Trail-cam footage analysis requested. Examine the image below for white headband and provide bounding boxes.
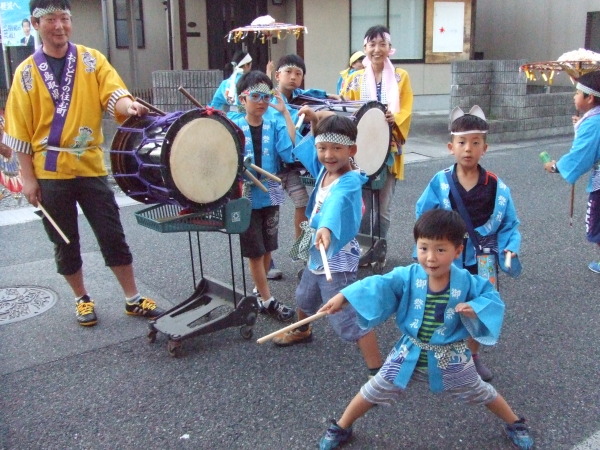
[277,64,304,74]
[450,105,489,135]
[363,32,396,56]
[233,53,252,68]
[576,82,600,97]
[32,7,71,18]
[314,133,355,146]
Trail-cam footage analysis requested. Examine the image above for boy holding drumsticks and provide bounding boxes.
[271,113,382,378]
[230,70,297,322]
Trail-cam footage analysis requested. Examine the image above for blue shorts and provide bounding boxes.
[586,190,600,244]
[295,269,368,342]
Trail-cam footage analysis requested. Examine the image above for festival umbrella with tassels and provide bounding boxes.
[226,15,307,61]
[520,48,600,226]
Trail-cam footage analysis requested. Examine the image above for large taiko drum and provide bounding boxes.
[110,108,244,212]
[291,98,391,177]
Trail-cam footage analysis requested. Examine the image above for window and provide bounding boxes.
[114,0,145,49]
[350,0,424,61]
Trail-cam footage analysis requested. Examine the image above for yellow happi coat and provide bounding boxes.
[342,67,413,180]
[3,44,131,179]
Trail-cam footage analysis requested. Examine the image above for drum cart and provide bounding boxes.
[356,170,388,274]
[134,198,258,357]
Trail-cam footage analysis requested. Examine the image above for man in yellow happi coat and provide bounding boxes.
[3,0,164,327]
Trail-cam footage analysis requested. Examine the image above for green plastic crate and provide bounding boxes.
[135,198,251,234]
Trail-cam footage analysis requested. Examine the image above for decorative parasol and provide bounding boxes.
[520,48,600,83]
[0,151,22,194]
[226,15,307,60]
[521,49,600,226]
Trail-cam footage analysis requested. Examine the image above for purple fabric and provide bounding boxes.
[33,43,78,172]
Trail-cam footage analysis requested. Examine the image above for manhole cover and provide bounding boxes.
[0,286,58,325]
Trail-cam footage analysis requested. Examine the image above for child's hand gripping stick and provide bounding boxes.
[256,311,328,344]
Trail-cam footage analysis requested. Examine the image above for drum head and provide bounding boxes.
[354,101,390,177]
[163,109,243,211]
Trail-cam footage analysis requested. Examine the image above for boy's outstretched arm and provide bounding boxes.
[318,293,348,315]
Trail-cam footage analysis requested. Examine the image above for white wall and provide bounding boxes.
[302,0,349,94]
[475,0,600,61]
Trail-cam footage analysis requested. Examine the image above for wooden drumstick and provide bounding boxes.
[250,164,282,183]
[295,113,305,129]
[37,203,70,244]
[256,311,327,344]
[178,85,204,109]
[319,242,332,281]
[504,251,512,270]
[242,169,268,192]
[242,157,281,183]
[134,97,166,116]
[569,185,575,227]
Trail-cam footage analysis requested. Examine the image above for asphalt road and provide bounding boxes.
[1,128,599,449]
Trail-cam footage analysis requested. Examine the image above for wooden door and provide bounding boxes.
[206,0,269,74]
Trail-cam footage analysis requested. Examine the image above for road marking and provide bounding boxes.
[573,431,600,449]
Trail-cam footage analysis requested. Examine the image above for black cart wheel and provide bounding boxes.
[147,330,157,344]
[240,325,253,340]
[167,340,183,357]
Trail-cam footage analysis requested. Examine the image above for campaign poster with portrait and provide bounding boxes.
[0,0,37,48]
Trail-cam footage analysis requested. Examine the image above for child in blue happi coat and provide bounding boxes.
[543,71,600,272]
[415,106,522,382]
[316,209,533,450]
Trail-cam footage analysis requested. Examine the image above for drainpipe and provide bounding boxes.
[101,0,111,61]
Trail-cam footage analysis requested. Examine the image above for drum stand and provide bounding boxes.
[356,170,388,274]
[135,199,258,357]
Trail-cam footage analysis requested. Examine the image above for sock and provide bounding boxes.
[262,297,274,307]
[126,293,141,304]
[75,294,90,302]
[270,259,276,269]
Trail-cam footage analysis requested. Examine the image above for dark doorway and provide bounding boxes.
[206,0,269,75]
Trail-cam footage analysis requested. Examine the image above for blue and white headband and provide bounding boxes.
[241,83,273,95]
[314,133,355,145]
[32,7,71,18]
[576,82,600,97]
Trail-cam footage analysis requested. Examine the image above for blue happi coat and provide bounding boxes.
[341,263,504,392]
[230,116,295,209]
[293,135,367,270]
[556,106,600,192]
[415,165,522,277]
[209,74,243,111]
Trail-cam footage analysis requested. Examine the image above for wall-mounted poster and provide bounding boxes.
[0,0,37,47]
[432,1,465,53]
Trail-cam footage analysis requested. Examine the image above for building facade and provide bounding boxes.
[7,0,600,111]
